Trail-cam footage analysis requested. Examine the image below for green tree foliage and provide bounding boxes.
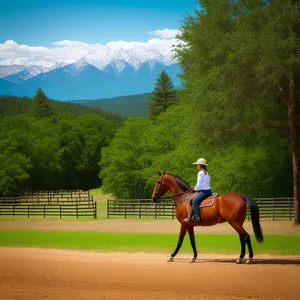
[28,88,54,119]
[148,70,178,120]
[174,0,299,222]
[0,94,124,122]
[0,112,118,196]
[0,96,31,117]
[100,117,153,199]
[0,153,31,196]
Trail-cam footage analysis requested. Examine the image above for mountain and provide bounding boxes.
[3,69,32,84]
[0,78,16,94]
[0,48,181,100]
[2,60,181,100]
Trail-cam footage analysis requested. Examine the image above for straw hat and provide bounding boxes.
[192,158,208,166]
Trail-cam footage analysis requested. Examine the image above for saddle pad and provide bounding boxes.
[200,193,218,208]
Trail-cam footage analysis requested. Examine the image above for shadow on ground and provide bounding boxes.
[170,257,300,265]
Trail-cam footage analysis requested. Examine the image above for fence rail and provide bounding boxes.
[0,190,96,219]
[0,196,93,205]
[0,200,97,219]
[107,197,294,220]
[107,199,175,219]
[22,190,90,198]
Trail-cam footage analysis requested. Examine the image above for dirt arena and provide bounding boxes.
[1,247,300,300]
[1,219,300,300]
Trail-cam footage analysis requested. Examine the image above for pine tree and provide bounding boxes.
[29,88,53,119]
[148,70,178,120]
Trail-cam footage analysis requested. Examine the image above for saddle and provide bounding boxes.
[184,192,218,224]
[187,192,218,207]
[200,192,218,208]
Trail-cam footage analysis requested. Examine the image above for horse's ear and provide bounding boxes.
[157,171,161,176]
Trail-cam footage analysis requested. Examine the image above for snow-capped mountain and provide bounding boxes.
[0,48,180,100]
[0,48,177,77]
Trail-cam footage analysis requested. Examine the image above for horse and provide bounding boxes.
[151,172,263,264]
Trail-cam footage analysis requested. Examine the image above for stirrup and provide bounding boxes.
[194,216,200,223]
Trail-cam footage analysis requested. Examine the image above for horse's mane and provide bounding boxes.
[168,174,191,192]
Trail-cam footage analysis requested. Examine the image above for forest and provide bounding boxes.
[0,91,123,195]
[1,1,299,222]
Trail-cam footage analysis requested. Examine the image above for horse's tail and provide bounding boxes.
[243,196,264,243]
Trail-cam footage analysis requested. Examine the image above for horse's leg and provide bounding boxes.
[228,221,253,264]
[187,226,197,263]
[238,236,246,261]
[167,223,187,262]
[243,233,253,264]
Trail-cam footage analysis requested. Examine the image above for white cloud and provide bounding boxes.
[0,40,51,59]
[149,29,181,39]
[0,29,184,62]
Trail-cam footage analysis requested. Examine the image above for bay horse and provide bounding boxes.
[151,172,263,264]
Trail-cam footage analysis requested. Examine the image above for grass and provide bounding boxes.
[0,229,300,255]
[89,188,104,196]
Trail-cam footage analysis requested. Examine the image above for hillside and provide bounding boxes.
[0,95,125,122]
[75,93,151,117]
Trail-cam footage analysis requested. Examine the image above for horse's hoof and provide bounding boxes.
[236,258,243,264]
[189,257,196,263]
[245,258,252,264]
[167,257,174,262]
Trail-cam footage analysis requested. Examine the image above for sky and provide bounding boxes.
[0,0,200,61]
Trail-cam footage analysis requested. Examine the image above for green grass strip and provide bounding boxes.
[0,229,300,255]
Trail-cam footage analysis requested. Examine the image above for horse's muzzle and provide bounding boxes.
[151,193,160,203]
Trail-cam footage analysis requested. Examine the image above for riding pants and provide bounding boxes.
[192,189,212,218]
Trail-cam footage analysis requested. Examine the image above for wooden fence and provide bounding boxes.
[107,199,175,219]
[0,190,97,219]
[107,197,294,220]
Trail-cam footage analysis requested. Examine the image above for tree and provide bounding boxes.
[175,0,300,223]
[100,117,153,198]
[148,70,178,120]
[0,152,32,196]
[28,88,54,119]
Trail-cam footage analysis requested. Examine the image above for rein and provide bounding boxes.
[159,192,194,206]
[153,173,195,206]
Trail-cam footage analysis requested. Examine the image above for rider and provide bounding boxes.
[185,158,212,223]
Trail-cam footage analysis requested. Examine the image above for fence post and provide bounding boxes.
[124,201,127,219]
[13,204,15,217]
[172,203,175,220]
[289,198,292,220]
[76,202,78,219]
[107,199,110,219]
[60,205,62,218]
[272,197,274,220]
[94,201,97,219]
[139,200,142,219]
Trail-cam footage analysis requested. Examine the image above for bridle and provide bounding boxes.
[152,173,165,200]
[152,173,189,203]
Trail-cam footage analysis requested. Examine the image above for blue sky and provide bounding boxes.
[0,0,199,47]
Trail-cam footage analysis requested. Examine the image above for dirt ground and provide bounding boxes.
[0,247,300,300]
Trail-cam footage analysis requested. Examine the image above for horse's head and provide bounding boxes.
[151,172,169,202]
